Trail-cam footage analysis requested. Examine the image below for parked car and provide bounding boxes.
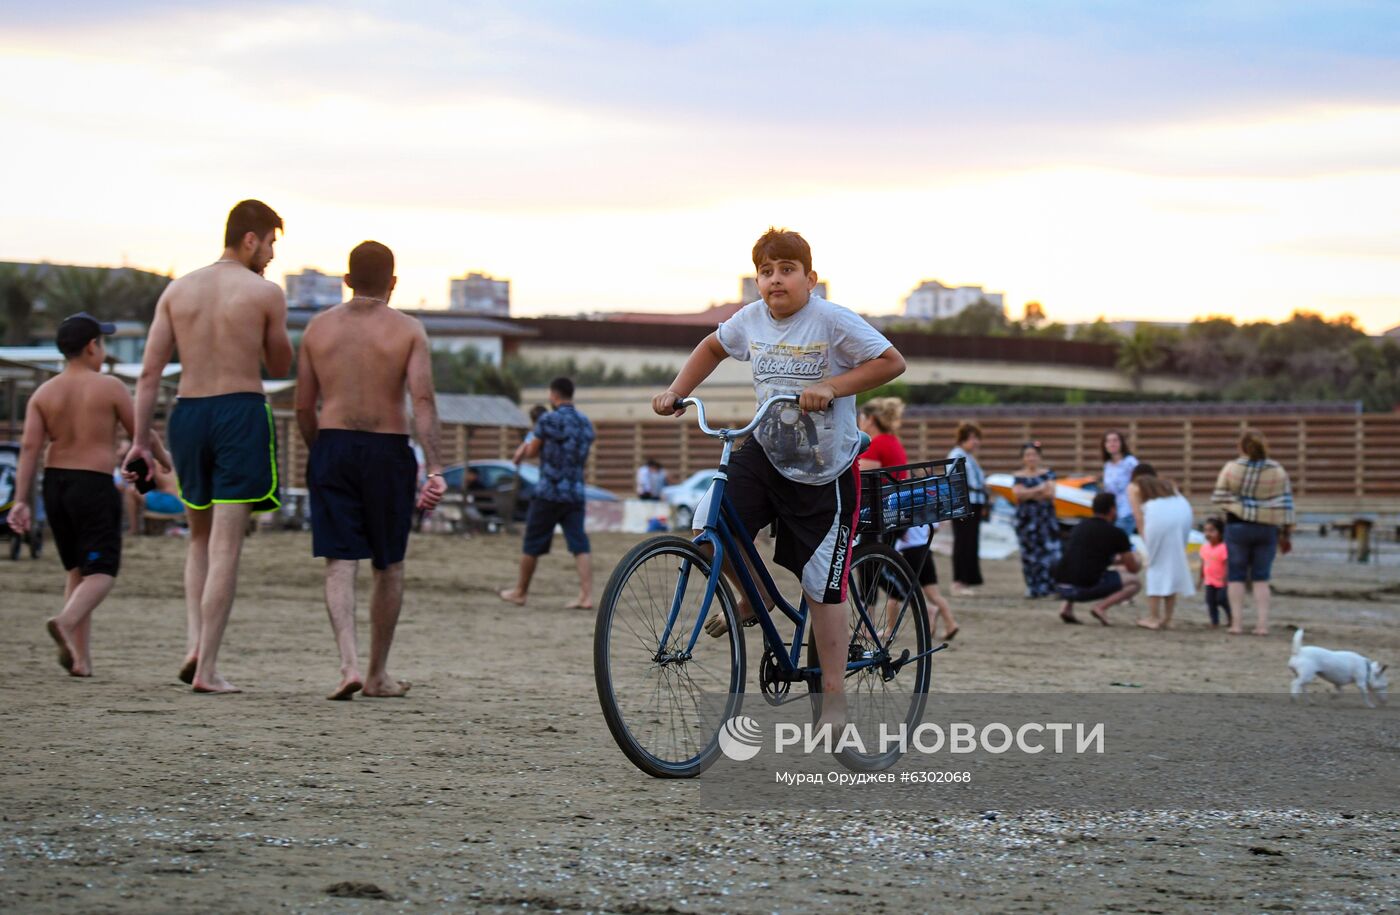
[441,460,618,523]
[662,469,718,530]
[0,443,43,560]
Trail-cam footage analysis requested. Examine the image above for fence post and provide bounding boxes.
[1073,418,1084,475]
[1355,415,1364,501]
[679,421,689,478]
[1182,419,1193,497]
[1295,418,1307,500]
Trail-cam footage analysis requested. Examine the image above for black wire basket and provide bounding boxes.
[857,456,970,534]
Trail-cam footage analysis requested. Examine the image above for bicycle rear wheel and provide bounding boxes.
[818,541,932,772]
[594,535,747,778]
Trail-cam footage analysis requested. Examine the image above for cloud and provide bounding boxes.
[3,1,1399,329]
[11,2,1400,128]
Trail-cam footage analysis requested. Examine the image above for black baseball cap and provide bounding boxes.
[55,312,117,357]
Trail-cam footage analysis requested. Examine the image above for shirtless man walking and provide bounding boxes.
[126,200,293,693]
[10,313,172,676]
[294,241,446,700]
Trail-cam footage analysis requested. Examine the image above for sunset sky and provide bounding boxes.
[3,1,1398,332]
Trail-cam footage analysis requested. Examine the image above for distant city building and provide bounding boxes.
[740,277,828,303]
[285,269,343,309]
[449,272,510,316]
[903,280,1004,321]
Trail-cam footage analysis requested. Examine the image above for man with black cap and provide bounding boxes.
[9,313,172,677]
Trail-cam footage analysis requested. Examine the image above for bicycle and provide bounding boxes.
[594,394,970,777]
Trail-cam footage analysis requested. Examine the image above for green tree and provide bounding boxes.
[928,299,1009,337]
[1072,318,1123,346]
[0,264,45,345]
[950,384,998,405]
[1116,326,1174,386]
[42,266,169,322]
[432,347,521,401]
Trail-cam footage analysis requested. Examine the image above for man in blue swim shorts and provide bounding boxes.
[295,241,446,701]
[127,200,294,693]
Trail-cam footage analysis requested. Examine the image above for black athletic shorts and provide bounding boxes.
[168,392,280,513]
[43,468,122,577]
[724,440,859,605]
[308,430,417,570]
[899,545,937,586]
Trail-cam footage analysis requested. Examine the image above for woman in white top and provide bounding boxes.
[1100,429,1139,536]
[1128,462,1195,630]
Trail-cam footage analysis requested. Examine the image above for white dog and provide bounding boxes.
[1289,628,1389,707]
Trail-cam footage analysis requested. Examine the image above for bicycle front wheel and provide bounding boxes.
[594,535,747,778]
[823,541,932,772]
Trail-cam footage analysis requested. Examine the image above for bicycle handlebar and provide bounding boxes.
[677,394,799,439]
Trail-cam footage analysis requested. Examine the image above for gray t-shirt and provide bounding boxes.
[716,295,892,485]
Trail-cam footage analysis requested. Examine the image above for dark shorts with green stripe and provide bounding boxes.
[168,392,280,513]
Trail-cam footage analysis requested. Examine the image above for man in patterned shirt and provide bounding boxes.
[499,377,597,609]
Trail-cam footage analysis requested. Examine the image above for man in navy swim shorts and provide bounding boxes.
[295,241,446,700]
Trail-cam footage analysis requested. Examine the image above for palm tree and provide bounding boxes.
[0,263,47,345]
[1116,327,1167,389]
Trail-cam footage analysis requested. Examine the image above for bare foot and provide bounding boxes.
[192,677,242,694]
[327,676,363,701]
[1253,626,1269,636]
[563,598,593,610]
[178,655,197,685]
[45,619,75,673]
[1135,619,1160,630]
[497,588,526,607]
[813,700,848,737]
[1228,627,1245,636]
[942,625,960,642]
[704,611,755,638]
[1091,607,1111,626]
[362,678,411,698]
[1059,610,1082,625]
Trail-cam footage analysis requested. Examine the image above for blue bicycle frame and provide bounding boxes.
[654,395,898,688]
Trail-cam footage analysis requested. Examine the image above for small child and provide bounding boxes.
[1198,517,1231,628]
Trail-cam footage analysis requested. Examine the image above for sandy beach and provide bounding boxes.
[1,528,1396,913]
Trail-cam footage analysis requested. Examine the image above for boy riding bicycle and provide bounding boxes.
[652,228,906,727]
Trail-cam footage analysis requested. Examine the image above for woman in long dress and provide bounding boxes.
[1012,441,1060,599]
[1128,463,1195,630]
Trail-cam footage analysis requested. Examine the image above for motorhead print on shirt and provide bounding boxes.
[717,296,892,486]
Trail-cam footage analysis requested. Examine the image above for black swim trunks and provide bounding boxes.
[168,392,280,513]
[308,430,416,570]
[722,439,860,605]
[43,468,122,577]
